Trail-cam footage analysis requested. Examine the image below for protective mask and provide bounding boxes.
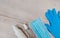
[30,18,51,38]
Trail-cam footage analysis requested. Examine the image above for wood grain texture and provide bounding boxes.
[0,0,60,38]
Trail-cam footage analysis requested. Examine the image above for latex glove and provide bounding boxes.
[45,8,60,38]
[30,18,51,38]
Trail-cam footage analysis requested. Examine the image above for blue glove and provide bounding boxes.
[45,8,60,38]
[30,18,51,38]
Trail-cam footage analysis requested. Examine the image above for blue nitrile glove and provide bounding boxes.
[45,8,60,38]
[30,18,51,38]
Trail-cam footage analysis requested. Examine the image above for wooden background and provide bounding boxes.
[0,0,60,38]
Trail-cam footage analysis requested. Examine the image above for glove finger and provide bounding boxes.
[45,9,54,25]
[58,11,60,18]
[50,8,57,23]
[45,24,53,35]
[52,8,59,21]
[45,24,51,31]
[52,8,56,16]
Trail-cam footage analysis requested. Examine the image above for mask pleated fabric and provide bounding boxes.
[30,18,51,38]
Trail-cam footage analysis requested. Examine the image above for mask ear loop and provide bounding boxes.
[0,14,36,38]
